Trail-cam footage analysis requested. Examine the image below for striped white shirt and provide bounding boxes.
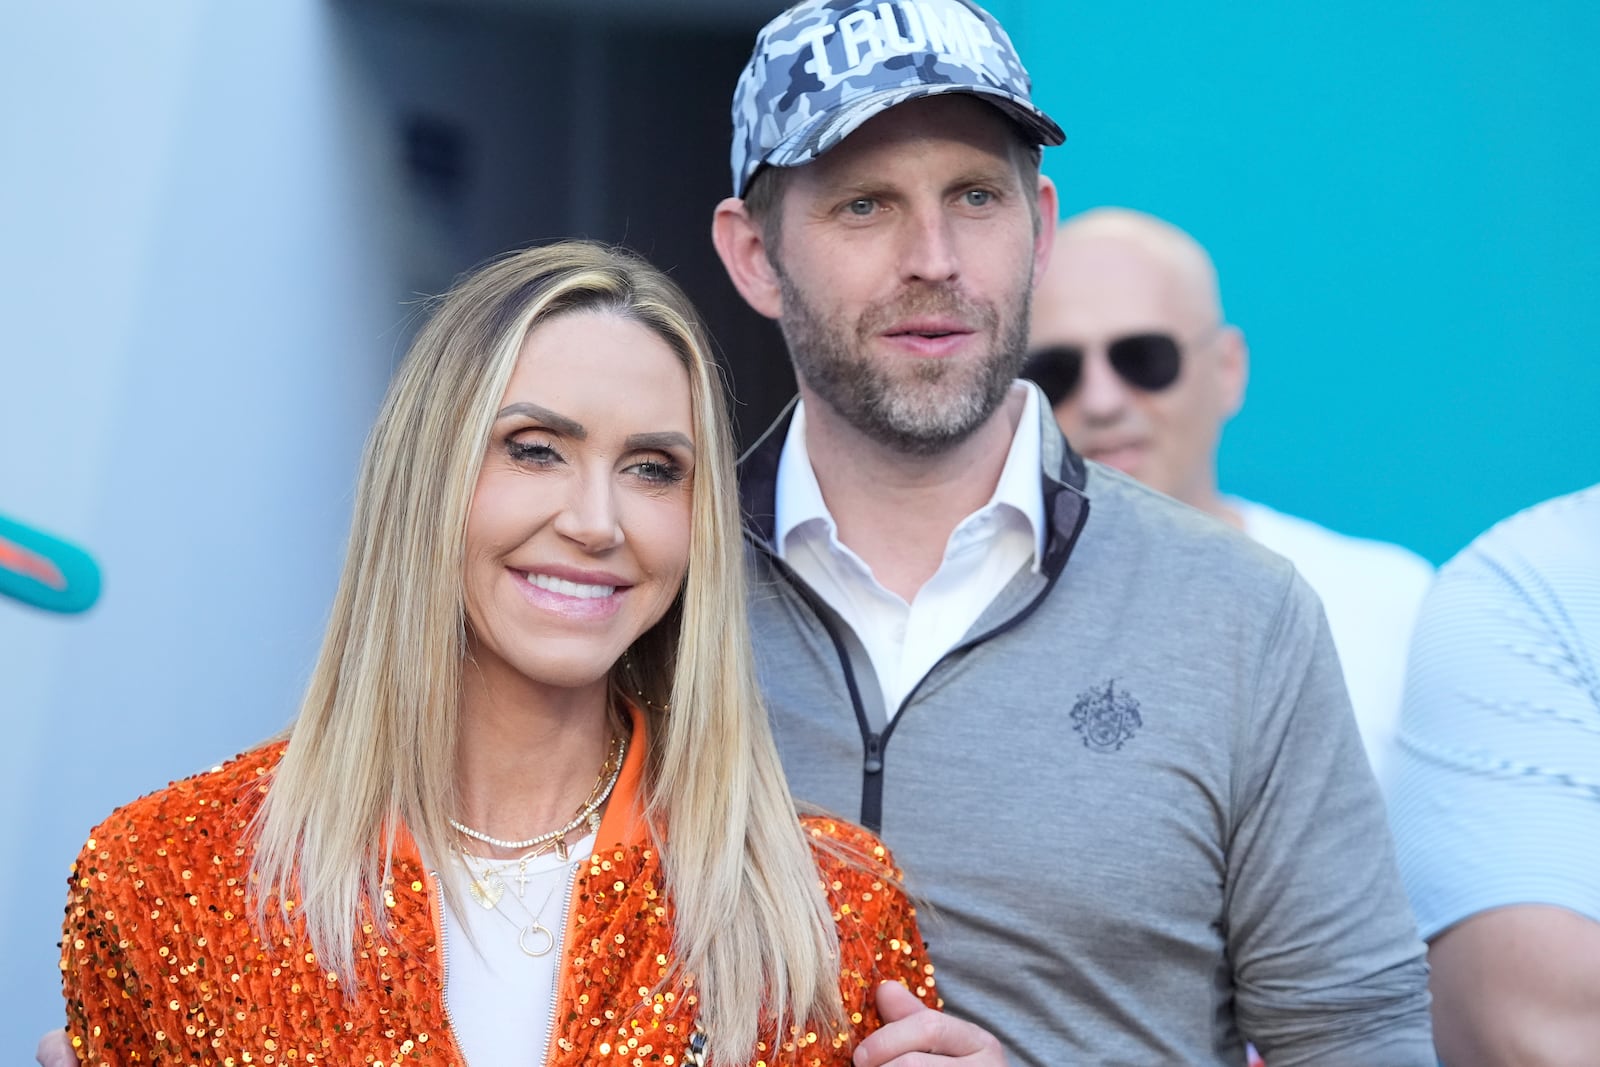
[1389,483,1600,938]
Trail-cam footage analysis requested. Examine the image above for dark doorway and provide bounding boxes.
[336,0,796,445]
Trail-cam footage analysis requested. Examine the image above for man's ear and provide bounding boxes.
[1030,174,1060,287]
[711,198,784,320]
[1218,325,1250,420]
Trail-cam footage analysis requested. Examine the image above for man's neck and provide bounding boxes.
[802,388,1026,602]
[1184,481,1243,531]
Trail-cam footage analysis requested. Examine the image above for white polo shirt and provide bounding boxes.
[774,383,1047,718]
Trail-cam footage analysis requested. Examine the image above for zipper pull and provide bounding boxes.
[864,731,884,775]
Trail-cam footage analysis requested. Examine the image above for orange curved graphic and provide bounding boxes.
[0,533,67,590]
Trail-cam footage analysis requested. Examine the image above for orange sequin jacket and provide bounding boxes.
[60,714,937,1067]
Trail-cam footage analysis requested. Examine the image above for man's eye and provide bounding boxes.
[963,189,994,207]
[844,198,877,217]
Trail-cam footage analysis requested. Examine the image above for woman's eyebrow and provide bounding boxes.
[625,431,694,454]
[494,401,585,439]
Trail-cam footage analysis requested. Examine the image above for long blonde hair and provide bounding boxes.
[252,242,841,1057]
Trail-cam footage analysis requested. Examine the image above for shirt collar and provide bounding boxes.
[992,382,1048,566]
[774,382,1048,567]
[774,399,835,554]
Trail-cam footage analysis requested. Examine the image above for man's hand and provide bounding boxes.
[37,1029,75,1067]
[851,981,1010,1066]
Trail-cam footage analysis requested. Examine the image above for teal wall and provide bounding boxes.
[1011,3,1599,563]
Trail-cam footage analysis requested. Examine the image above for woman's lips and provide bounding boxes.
[510,568,628,620]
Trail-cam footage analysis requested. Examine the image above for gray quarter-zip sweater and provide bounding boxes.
[738,393,1433,1066]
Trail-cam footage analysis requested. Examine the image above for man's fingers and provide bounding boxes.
[852,982,1005,1066]
[874,979,932,1023]
[36,1029,76,1067]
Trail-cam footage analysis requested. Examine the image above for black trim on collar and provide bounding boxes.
[737,396,797,547]
[739,391,1090,561]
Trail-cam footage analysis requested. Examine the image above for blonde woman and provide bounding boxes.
[57,242,935,1066]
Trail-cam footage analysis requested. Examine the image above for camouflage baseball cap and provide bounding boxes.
[730,0,1063,197]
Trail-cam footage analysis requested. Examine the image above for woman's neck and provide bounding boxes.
[453,669,616,854]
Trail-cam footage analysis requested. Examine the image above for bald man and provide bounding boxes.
[1026,206,1432,789]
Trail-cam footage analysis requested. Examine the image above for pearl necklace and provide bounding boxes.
[450,733,626,855]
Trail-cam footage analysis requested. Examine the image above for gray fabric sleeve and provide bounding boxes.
[1227,572,1435,1066]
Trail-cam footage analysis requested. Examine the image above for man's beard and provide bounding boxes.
[775,271,1031,457]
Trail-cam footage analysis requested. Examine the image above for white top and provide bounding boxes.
[775,384,1047,718]
[1388,483,1600,938]
[439,829,596,1067]
[1233,498,1434,790]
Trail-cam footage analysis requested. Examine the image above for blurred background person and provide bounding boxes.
[1389,483,1600,1066]
[1024,207,1433,787]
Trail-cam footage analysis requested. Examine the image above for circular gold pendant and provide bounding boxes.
[518,922,555,957]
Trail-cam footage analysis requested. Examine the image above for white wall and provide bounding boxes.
[0,0,744,1050]
[0,1,403,1048]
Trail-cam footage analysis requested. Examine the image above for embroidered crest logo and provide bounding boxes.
[1070,679,1143,752]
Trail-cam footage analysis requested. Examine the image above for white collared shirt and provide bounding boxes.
[775,382,1047,718]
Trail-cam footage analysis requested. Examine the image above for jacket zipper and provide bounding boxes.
[861,730,886,833]
[429,873,470,1067]
[541,861,582,1065]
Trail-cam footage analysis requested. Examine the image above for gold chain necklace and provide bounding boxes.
[462,822,597,901]
[450,732,626,858]
[457,848,580,957]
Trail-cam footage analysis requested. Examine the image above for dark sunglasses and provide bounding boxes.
[1021,333,1184,406]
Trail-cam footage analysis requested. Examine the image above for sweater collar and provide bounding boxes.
[738,381,1089,572]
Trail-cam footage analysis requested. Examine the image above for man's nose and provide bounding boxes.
[1075,349,1133,422]
[899,204,960,284]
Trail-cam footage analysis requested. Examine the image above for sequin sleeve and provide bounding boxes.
[60,825,160,1064]
[54,748,287,1066]
[802,816,941,1041]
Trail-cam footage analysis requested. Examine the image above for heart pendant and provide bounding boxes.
[467,875,504,909]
